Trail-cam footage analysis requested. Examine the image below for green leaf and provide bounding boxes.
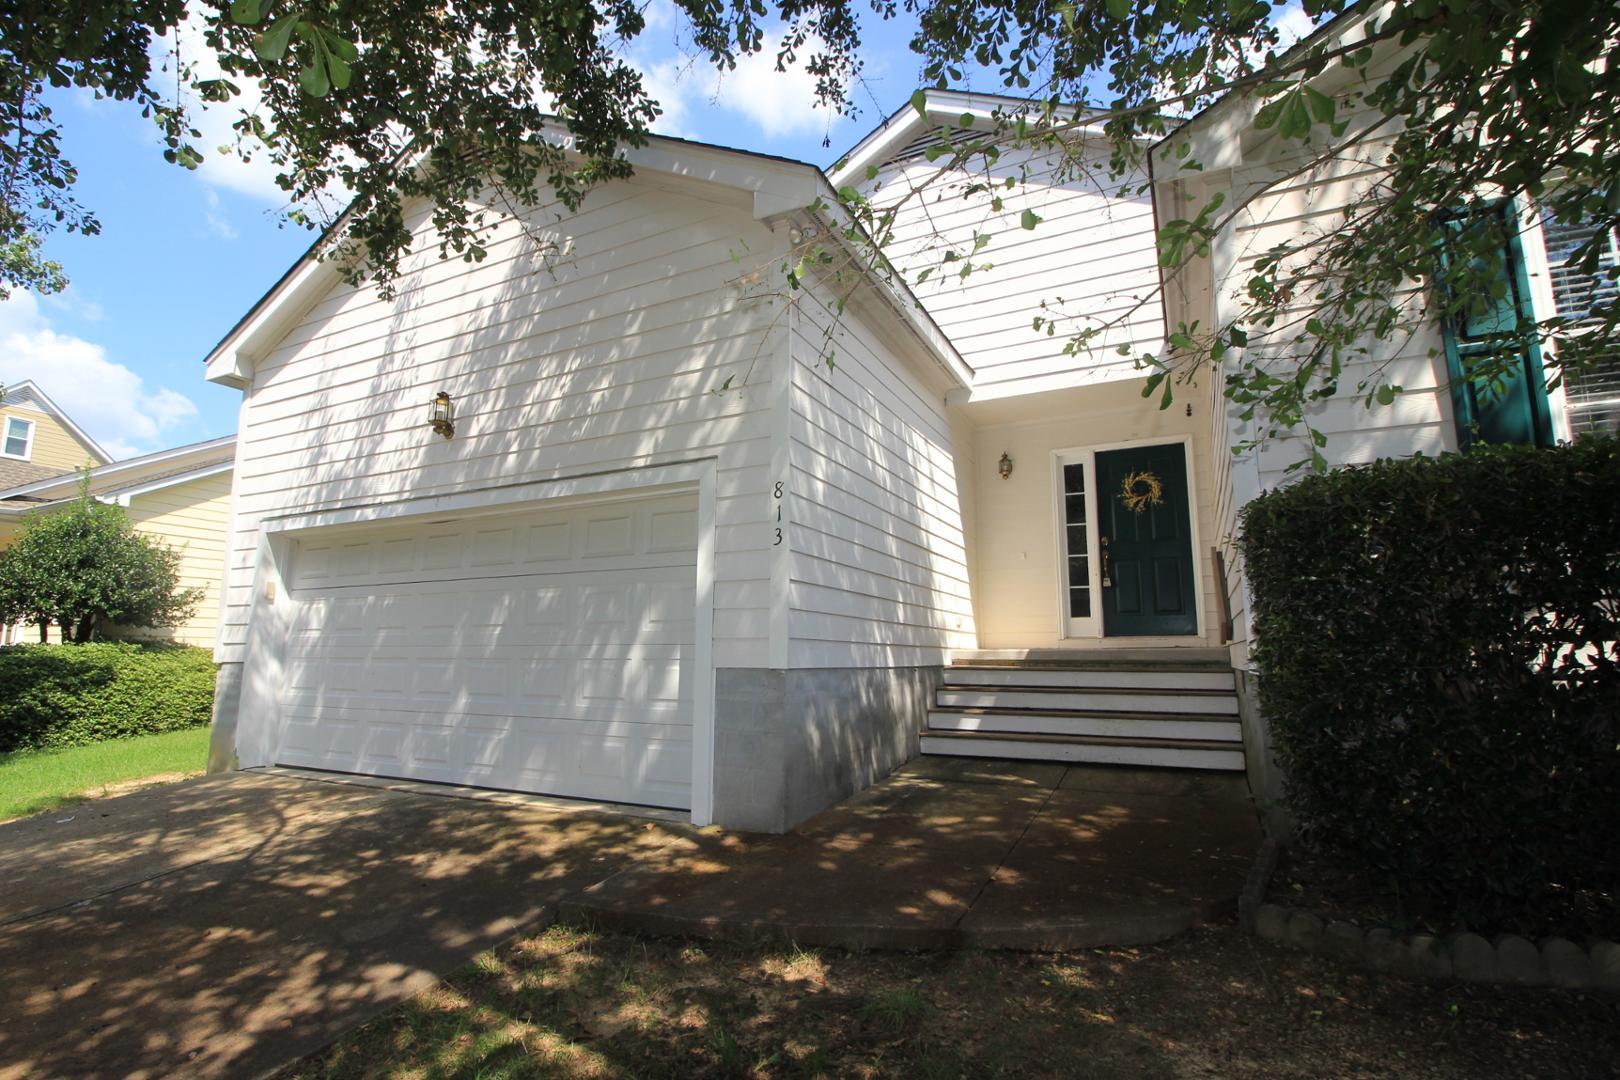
[320,29,359,63]
[1304,86,1336,124]
[1020,209,1042,230]
[1106,0,1132,20]
[299,62,331,97]
[910,89,928,116]
[230,0,263,25]
[255,15,298,61]
[327,55,352,91]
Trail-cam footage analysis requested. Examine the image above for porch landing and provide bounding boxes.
[562,757,1260,951]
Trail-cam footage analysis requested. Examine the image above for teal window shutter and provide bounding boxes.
[1437,201,1556,449]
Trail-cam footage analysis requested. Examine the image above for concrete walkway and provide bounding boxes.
[567,757,1261,950]
[0,760,1259,1079]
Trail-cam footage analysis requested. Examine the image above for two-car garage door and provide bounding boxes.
[273,493,699,810]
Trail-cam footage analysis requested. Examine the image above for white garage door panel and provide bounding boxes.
[274,493,699,809]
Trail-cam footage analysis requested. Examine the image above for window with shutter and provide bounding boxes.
[1437,201,1556,449]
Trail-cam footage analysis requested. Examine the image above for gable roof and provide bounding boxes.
[203,130,972,393]
[828,89,1143,191]
[0,380,113,464]
[0,434,235,514]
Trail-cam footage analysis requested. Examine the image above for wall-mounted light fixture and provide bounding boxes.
[998,451,1013,480]
[428,390,456,440]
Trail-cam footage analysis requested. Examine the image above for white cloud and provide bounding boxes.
[0,292,201,459]
[629,30,841,143]
[39,287,103,324]
[713,36,839,139]
[159,14,288,205]
[640,0,679,34]
[202,189,239,240]
[634,57,703,138]
[1274,3,1317,48]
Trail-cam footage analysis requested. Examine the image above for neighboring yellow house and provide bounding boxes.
[0,379,111,486]
[0,381,235,647]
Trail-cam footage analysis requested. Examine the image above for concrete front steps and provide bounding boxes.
[921,649,1246,771]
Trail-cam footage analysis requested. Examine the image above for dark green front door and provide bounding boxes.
[1096,443,1198,637]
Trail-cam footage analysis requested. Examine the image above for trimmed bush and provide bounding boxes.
[1241,436,1620,933]
[0,643,217,753]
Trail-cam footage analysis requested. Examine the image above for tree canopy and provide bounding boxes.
[3,0,1615,451]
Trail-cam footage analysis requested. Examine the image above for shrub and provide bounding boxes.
[1241,436,1620,933]
[0,643,217,753]
[0,478,202,643]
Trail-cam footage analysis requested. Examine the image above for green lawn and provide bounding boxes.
[0,726,211,822]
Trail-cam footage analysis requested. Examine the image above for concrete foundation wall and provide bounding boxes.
[207,661,244,774]
[1234,668,1293,838]
[713,666,942,833]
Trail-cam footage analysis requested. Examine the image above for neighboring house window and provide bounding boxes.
[1539,211,1620,435]
[1437,202,1557,450]
[2,416,34,460]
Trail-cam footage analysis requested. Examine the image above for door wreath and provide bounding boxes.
[1120,470,1164,513]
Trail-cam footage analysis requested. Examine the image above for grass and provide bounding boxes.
[279,922,1620,1080]
[0,725,210,822]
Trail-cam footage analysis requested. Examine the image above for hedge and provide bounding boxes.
[0,643,217,754]
[1241,436,1620,934]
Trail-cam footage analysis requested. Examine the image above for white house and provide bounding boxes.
[202,6,1615,831]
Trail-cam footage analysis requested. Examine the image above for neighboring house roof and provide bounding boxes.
[0,434,236,517]
[0,458,69,490]
[201,129,974,393]
[0,379,114,465]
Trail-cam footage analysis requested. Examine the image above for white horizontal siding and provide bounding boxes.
[862,140,1165,393]
[219,176,786,669]
[785,280,976,669]
[1204,109,1459,492]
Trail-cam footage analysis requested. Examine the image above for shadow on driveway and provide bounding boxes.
[0,771,693,1080]
[0,760,1261,1079]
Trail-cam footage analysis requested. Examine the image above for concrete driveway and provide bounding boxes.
[0,771,693,1080]
[0,761,1260,1080]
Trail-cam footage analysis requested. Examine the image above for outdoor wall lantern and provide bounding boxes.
[998,451,1014,480]
[428,390,456,440]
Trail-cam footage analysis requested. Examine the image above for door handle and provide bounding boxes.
[1100,535,1112,588]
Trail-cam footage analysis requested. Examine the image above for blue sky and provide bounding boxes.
[0,5,947,459]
